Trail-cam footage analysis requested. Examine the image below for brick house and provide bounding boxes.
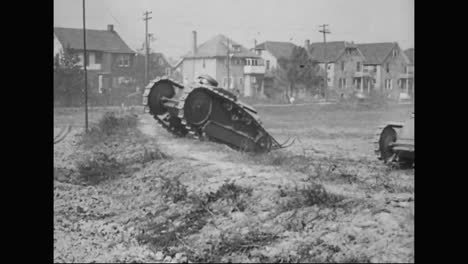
[306,41,367,97]
[357,42,413,98]
[178,31,265,97]
[54,24,136,105]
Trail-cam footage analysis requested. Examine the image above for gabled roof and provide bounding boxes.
[255,41,296,59]
[307,41,347,63]
[183,34,259,59]
[405,48,414,64]
[54,27,134,54]
[357,42,396,65]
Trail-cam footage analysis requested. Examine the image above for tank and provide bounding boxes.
[374,112,414,167]
[142,75,290,152]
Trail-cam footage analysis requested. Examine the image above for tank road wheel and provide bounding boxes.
[148,81,175,115]
[184,89,213,126]
[379,126,397,163]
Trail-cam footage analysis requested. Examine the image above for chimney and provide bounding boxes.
[305,39,310,49]
[192,30,197,55]
[107,24,114,32]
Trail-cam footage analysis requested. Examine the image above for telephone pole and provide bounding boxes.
[226,37,230,89]
[143,11,152,85]
[319,24,330,99]
[82,0,88,132]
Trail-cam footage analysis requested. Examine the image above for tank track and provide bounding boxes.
[143,76,282,152]
[373,122,403,161]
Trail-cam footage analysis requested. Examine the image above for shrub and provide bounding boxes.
[159,175,189,203]
[76,151,125,185]
[79,112,138,147]
[205,181,253,212]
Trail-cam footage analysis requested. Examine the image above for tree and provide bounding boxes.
[54,46,85,106]
[276,46,321,97]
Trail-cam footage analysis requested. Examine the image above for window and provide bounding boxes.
[95,52,102,64]
[266,60,270,70]
[117,55,130,67]
[341,61,345,71]
[112,77,119,87]
[165,67,171,76]
[357,62,361,72]
[386,63,390,73]
[327,64,331,70]
[339,78,347,89]
[385,79,392,90]
[252,76,257,84]
[392,49,397,57]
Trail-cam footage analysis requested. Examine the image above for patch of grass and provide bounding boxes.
[76,151,125,185]
[79,112,138,147]
[205,180,253,212]
[278,181,345,212]
[186,229,279,263]
[159,174,189,203]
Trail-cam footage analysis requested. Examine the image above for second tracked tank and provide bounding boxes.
[142,75,289,152]
[374,112,414,167]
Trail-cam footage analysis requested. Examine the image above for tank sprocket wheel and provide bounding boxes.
[184,89,213,126]
[379,126,397,163]
[147,81,175,115]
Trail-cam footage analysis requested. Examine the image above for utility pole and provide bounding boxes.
[226,37,230,89]
[143,11,152,86]
[82,0,88,132]
[319,24,330,100]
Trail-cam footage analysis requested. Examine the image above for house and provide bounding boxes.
[133,52,173,84]
[253,41,296,72]
[306,40,366,96]
[252,41,296,97]
[357,42,413,97]
[178,31,265,97]
[54,24,136,103]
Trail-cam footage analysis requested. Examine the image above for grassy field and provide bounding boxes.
[54,102,414,263]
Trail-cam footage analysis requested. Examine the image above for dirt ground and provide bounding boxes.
[54,103,414,263]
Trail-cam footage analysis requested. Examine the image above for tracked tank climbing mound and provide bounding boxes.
[142,75,290,152]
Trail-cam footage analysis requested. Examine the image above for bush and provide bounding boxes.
[278,181,344,211]
[98,112,138,135]
[79,112,138,147]
[76,151,125,185]
[159,175,189,203]
[205,181,253,212]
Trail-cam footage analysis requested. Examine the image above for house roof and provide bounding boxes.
[255,41,296,59]
[357,42,396,65]
[404,48,414,64]
[307,41,348,63]
[54,27,134,54]
[183,34,259,59]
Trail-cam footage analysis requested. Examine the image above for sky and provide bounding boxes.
[54,0,414,60]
